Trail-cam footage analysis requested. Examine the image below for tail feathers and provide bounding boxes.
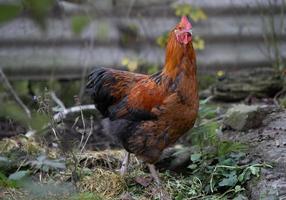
[86,67,115,116]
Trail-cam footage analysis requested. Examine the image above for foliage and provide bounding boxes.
[71,15,91,36]
[198,75,216,90]
[0,101,49,131]
[121,57,139,72]
[96,21,109,41]
[192,36,205,50]
[118,23,139,45]
[0,0,55,29]
[186,152,271,199]
[173,3,207,22]
[156,32,169,48]
[29,155,66,172]
[156,3,207,51]
[188,100,247,155]
[0,171,19,188]
[0,4,22,24]
[168,100,270,199]
[22,0,55,29]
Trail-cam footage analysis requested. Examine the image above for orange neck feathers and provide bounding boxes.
[163,32,196,79]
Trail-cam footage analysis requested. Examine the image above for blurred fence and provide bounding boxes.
[0,0,285,80]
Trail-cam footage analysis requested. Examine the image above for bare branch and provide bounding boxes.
[53,104,95,122]
[50,91,67,110]
[80,115,94,153]
[0,68,32,118]
[25,104,96,137]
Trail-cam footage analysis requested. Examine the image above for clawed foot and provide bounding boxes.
[120,152,130,176]
[147,164,161,185]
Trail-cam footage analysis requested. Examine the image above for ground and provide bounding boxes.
[222,109,286,199]
[0,103,286,200]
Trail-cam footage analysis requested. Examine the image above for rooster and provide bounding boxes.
[86,16,199,184]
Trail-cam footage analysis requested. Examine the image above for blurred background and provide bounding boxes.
[0,1,286,199]
[0,0,285,79]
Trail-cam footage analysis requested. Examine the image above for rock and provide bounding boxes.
[223,104,271,131]
[212,68,283,101]
[222,110,286,200]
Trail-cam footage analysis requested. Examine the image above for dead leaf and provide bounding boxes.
[119,192,134,200]
[134,175,153,187]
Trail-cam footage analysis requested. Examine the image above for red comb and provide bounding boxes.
[180,16,192,30]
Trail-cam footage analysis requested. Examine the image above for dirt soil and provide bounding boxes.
[222,109,286,200]
[1,106,286,200]
[0,118,26,138]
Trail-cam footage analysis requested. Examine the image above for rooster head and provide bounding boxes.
[174,16,193,45]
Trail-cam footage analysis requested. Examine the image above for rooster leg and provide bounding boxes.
[147,164,161,185]
[120,152,130,175]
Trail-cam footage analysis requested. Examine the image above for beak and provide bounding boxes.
[188,29,193,35]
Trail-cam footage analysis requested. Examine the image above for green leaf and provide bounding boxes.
[234,185,245,193]
[191,153,202,162]
[30,155,66,171]
[249,166,260,176]
[0,102,27,125]
[8,170,29,180]
[217,141,247,157]
[71,15,90,36]
[188,164,198,170]
[238,169,251,183]
[29,112,49,131]
[218,171,238,187]
[43,159,66,170]
[0,4,22,24]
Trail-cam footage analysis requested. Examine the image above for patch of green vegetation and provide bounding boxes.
[57,80,82,106]
[0,101,50,131]
[0,171,19,188]
[71,15,91,36]
[119,23,139,46]
[156,31,169,48]
[173,3,207,22]
[22,0,56,29]
[0,4,22,24]
[198,75,216,90]
[71,192,103,200]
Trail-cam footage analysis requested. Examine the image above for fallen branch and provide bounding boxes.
[25,104,96,137]
[53,104,96,122]
[50,91,66,110]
